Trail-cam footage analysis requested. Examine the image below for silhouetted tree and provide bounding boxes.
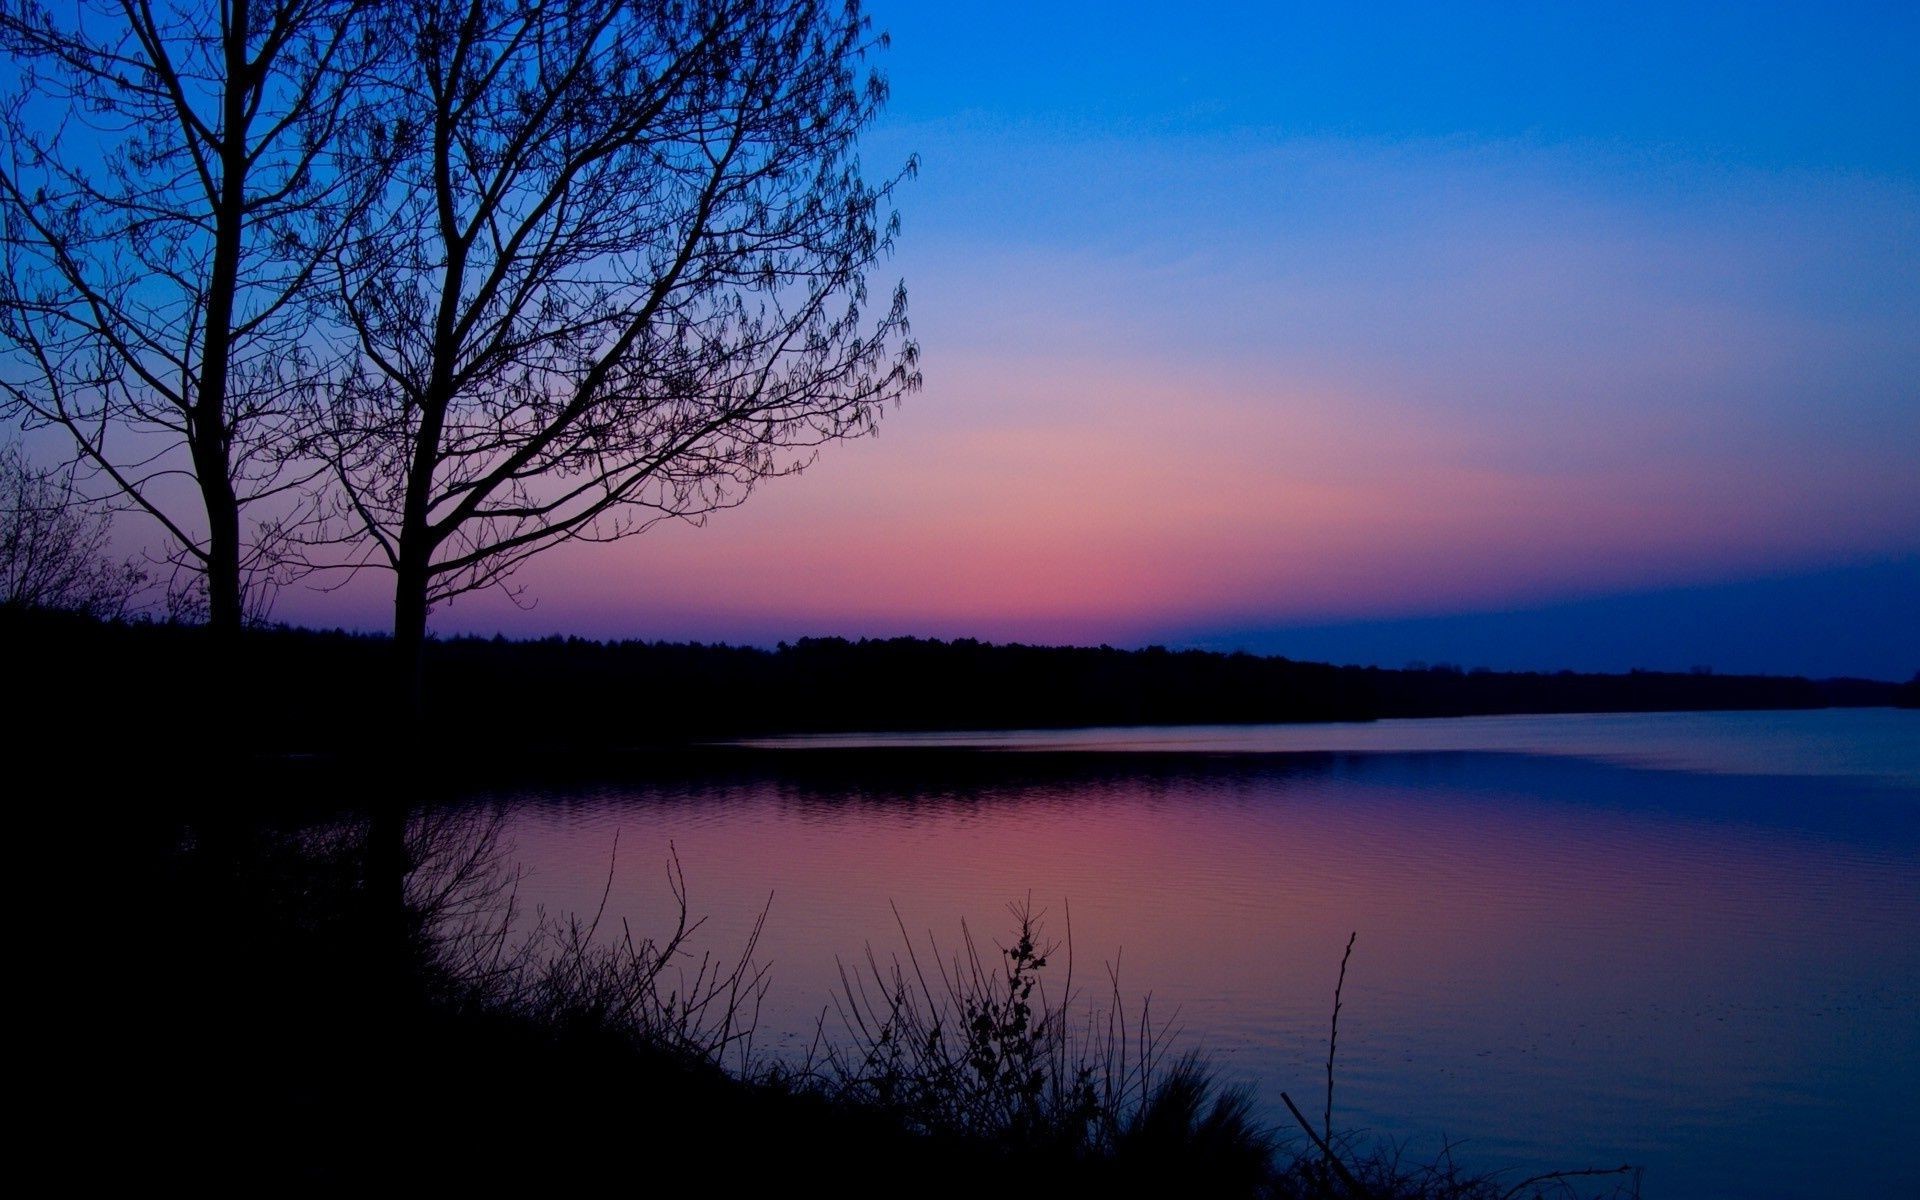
[0,0,391,634]
[312,0,918,714]
[0,441,146,617]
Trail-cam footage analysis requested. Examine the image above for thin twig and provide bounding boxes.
[1326,930,1357,1152]
[1499,1164,1639,1200]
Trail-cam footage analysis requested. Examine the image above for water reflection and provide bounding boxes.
[461,714,1919,1198]
[742,708,1920,787]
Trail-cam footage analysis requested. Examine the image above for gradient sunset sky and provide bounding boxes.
[280,1,1919,679]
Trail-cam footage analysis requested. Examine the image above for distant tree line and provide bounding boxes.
[9,608,1905,758]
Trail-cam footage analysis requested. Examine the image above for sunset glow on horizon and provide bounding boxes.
[271,2,1919,678]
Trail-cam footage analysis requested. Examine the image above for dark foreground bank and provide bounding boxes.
[84,767,1640,1199]
[9,607,1910,755]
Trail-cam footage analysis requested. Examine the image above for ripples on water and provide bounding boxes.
[458,710,1919,1198]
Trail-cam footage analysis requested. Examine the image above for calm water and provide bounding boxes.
[468,709,1919,1197]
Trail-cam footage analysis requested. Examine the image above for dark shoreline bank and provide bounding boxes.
[78,754,1649,1199]
[11,607,1910,760]
[36,610,1895,1195]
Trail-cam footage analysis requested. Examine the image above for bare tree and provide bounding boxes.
[314,0,919,711]
[0,0,390,635]
[0,440,146,617]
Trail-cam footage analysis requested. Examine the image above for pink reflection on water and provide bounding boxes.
[479,731,1918,1198]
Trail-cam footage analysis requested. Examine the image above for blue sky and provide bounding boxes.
[873,2,1917,173]
[265,2,1920,677]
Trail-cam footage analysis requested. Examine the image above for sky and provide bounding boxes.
[269,1,1918,679]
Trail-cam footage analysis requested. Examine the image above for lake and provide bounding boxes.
[460,709,1918,1197]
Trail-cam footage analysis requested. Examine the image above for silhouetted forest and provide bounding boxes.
[9,607,1906,757]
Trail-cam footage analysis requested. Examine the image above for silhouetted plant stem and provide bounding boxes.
[1327,930,1357,1151]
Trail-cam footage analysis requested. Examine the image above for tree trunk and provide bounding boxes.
[392,553,431,728]
[195,451,244,636]
[366,546,433,998]
[192,0,252,638]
